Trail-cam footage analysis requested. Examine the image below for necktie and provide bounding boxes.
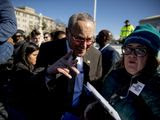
[72,57,84,107]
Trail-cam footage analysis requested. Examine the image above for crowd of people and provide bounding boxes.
[0,0,160,120]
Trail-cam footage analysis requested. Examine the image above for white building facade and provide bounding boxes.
[139,15,160,31]
[15,6,57,35]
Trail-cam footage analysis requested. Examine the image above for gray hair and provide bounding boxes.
[68,12,95,31]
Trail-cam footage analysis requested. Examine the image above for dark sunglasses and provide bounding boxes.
[122,46,148,57]
[44,36,48,39]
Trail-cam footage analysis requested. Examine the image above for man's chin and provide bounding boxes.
[76,51,86,57]
[73,49,87,57]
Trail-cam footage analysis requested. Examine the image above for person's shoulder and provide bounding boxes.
[14,62,28,71]
[129,24,135,28]
[103,68,125,85]
[144,71,160,89]
[102,45,120,55]
[84,46,102,64]
[109,68,128,78]
[104,45,116,51]
[152,71,160,83]
[40,39,66,50]
[40,40,54,47]
[12,62,31,76]
[110,68,124,76]
[88,46,101,55]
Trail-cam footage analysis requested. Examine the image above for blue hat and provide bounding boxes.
[123,24,160,56]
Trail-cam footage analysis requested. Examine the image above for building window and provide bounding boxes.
[30,16,33,19]
[23,13,26,17]
[29,21,33,24]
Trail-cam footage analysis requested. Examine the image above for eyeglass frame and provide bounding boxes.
[122,46,148,57]
[69,31,95,45]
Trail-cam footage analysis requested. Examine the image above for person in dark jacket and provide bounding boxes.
[85,24,160,120]
[7,42,47,120]
[96,29,120,77]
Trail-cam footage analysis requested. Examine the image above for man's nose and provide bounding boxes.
[80,40,87,47]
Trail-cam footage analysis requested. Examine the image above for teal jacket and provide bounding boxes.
[102,68,160,120]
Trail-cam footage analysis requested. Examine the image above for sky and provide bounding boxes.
[11,0,160,39]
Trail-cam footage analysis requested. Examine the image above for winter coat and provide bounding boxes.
[6,62,48,120]
[102,68,160,120]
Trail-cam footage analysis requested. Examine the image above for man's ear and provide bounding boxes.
[103,36,107,41]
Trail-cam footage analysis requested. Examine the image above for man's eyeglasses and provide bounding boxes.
[122,46,148,57]
[70,33,94,45]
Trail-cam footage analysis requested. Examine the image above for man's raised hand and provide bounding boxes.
[47,50,79,79]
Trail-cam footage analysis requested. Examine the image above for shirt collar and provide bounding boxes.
[100,43,110,51]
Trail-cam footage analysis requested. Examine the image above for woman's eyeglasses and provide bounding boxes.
[122,46,148,57]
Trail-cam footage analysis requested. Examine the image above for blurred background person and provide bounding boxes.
[51,30,66,41]
[119,19,134,44]
[29,29,43,46]
[12,29,26,52]
[43,32,52,42]
[13,42,40,70]
[96,29,120,77]
[12,29,25,44]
